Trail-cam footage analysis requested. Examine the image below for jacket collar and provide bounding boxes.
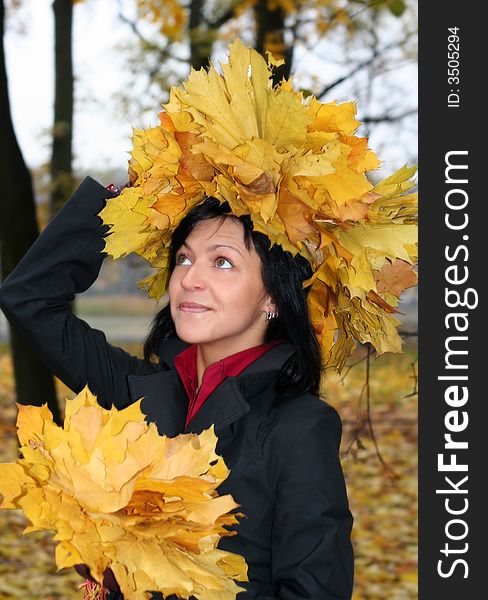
[127,335,295,437]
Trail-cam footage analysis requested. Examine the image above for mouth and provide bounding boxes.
[178,302,212,313]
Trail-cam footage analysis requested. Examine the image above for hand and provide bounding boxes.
[105,181,132,196]
[74,564,121,593]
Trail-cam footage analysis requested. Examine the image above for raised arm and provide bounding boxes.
[0,176,157,408]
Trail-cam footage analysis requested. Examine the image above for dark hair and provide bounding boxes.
[143,198,323,395]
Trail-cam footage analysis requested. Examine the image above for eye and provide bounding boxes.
[175,253,191,266]
[215,256,233,269]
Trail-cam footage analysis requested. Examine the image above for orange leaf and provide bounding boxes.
[374,259,418,298]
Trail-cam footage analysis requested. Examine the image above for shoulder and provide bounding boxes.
[274,391,342,443]
[258,392,346,498]
[261,391,343,472]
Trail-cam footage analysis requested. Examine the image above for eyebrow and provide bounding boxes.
[182,241,243,256]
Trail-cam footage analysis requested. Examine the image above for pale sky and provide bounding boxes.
[6,0,134,173]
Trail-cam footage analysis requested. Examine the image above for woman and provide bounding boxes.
[0,176,354,599]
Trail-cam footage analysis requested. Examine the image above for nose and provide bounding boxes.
[179,260,207,291]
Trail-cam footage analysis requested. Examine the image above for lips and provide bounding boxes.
[178,302,211,313]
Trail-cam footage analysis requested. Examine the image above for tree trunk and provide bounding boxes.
[50,0,74,218]
[254,0,293,84]
[0,0,61,423]
[189,0,211,70]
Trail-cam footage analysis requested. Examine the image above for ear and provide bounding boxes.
[263,293,277,313]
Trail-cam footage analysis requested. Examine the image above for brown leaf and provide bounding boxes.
[374,259,418,298]
[276,189,316,246]
[366,290,403,314]
[245,171,275,194]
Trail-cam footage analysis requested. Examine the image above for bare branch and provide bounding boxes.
[404,358,418,399]
[341,329,417,478]
[398,329,418,338]
[316,37,412,99]
[116,1,186,66]
[207,0,242,30]
[360,107,417,123]
[117,0,148,44]
[208,7,235,30]
[364,345,399,480]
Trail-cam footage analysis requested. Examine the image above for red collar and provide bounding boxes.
[174,339,283,428]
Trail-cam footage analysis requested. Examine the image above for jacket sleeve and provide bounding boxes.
[0,176,157,408]
[264,407,355,600]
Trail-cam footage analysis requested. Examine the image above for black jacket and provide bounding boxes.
[0,177,354,599]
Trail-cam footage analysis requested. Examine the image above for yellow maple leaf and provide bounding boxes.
[0,386,248,600]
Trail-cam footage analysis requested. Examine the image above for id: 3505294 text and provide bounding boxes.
[447,27,461,108]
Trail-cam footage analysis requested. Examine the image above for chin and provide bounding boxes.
[174,324,209,345]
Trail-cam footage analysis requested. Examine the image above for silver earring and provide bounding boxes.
[265,310,278,322]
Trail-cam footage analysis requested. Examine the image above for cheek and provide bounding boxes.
[222,276,264,313]
[168,274,179,309]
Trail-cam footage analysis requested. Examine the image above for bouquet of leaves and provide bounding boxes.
[0,386,248,600]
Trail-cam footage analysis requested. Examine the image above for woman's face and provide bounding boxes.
[168,217,273,355]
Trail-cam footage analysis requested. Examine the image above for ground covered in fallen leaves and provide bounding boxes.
[0,340,418,599]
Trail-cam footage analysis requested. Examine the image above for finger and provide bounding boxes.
[102,568,121,593]
[74,563,93,580]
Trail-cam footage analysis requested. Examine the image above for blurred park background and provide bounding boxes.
[0,0,418,598]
